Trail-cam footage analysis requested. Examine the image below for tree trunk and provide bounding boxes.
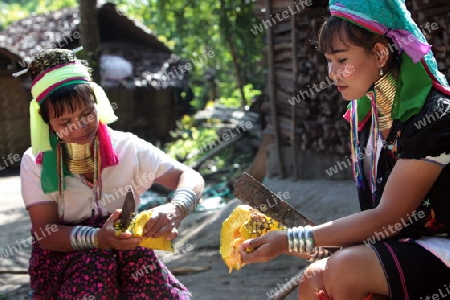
[226,34,247,109]
[219,0,247,109]
[79,0,101,83]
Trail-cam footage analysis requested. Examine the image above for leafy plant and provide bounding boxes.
[0,0,78,30]
[108,0,264,100]
[218,83,261,108]
[165,115,219,164]
[164,113,254,178]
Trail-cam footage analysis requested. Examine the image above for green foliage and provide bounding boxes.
[218,84,262,107]
[108,0,264,99]
[0,0,77,30]
[164,114,253,177]
[0,4,26,30]
[165,115,219,164]
[190,85,206,110]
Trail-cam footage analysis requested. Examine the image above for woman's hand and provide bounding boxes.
[142,203,183,240]
[98,210,143,250]
[240,230,288,264]
[240,230,312,264]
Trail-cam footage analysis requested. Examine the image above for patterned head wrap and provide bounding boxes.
[29,49,118,153]
[25,49,119,193]
[329,0,450,124]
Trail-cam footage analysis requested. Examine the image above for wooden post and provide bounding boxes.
[79,0,101,83]
[291,0,299,180]
[265,0,285,178]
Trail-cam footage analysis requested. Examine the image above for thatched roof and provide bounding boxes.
[0,3,188,88]
[0,7,82,63]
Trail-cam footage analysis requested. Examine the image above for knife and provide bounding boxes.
[121,188,136,229]
[232,172,340,263]
[232,172,315,227]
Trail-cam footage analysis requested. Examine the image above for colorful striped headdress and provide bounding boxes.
[330,0,450,124]
[25,48,119,193]
[30,61,118,153]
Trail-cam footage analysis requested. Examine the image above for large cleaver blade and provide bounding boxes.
[232,172,315,227]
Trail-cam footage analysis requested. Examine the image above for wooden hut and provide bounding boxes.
[0,3,188,168]
[0,49,30,168]
[254,0,450,180]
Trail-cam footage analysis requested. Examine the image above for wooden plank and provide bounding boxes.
[275,60,296,71]
[266,0,285,178]
[275,88,294,104]
[291,0,299,180]
[275,69,296,83]
[273,22,293,34]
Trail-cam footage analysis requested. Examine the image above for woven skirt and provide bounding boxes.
[29,217,191,300]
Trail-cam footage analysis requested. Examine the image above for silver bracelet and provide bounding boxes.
[287,225,318,258]
[69,226,81,250]
[79,226,90,249]
[171,188,199,217]
[80,226,91,249]
[288,226,300,253]
[304,225,315,255]
[172,201,188,217]
[293,227,300,253]
[286,224,333,262]
[87,228,95,248]
[74,226,85,250]
[298,227,306,254]
[70,226,100,251]
[92,228,100,248]
[287,228,294,252]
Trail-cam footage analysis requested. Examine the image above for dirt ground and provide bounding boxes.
[0,174,359,300]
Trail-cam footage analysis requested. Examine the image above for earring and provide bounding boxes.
[380,68,384,77]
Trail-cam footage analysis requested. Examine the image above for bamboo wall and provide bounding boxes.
[0,74,31,167]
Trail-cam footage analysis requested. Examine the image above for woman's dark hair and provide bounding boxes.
[39,84,96,123]
[317,16,399,70]
[28,49,96,124]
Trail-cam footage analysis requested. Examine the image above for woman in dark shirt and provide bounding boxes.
[239,0,450,299]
